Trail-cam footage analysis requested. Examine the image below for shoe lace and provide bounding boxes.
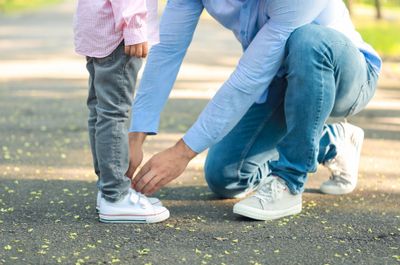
[254,177,286,203]
[325,158,341,180]
[245,174,262,191]
[324,158,349,184]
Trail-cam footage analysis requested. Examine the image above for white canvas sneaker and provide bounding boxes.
[96,189,162,212]
[320,123,364,195]
[233,176,302,221]
[98,189,169,223]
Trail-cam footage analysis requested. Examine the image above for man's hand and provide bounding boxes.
[132,139,197,195]
[124,42,149,58]
[126,132,147,180]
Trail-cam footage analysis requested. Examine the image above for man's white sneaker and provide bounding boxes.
[96,189,162,213]
[233,176,302,221]
[320,123,364,195]
[98,190,169,223]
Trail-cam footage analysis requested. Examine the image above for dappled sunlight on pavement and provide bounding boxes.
[0,1,399,264]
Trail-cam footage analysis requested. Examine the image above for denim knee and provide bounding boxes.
[286,24,324,54]
[284,24,329,89]
[204,158,248,199]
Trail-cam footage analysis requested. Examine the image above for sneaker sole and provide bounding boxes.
[96,201,162,213]
[99,209,170,224]
[233,203,302,221]
[320,184,356,195]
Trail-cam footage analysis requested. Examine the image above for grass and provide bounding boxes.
[0,0,61,13]
[352,4,400,59]
[355,19,400,58]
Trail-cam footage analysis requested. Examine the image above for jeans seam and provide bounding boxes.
[346,59,376,117]
[306,45,329,169]
[346,81,368,117]
[114,54,130,182]
[305,41,348,169]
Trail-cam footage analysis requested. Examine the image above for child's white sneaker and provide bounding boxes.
[98,189,169,223]
[96,189,162,212]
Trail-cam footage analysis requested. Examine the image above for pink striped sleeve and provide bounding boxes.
[110,0,149,45]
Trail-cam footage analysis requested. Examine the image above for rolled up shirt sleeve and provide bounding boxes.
[183,0,329,153]
[110,0,151,45]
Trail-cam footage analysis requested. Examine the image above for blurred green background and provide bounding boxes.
[0,0,61,13]
[0,0,399,59]
[346,0,400,59]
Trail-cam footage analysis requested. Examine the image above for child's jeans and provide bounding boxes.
[86,42,142,202]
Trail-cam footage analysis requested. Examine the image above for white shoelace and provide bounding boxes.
[246,174,262,190]
[254,177,286,203]
[324,158,350,184]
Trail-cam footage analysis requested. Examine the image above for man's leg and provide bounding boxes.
[269,24,375,194]
[205,77,287,198]
[93,44,142,202]
[233,24,377,221]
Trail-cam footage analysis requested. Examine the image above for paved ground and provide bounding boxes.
[0,1,399,264]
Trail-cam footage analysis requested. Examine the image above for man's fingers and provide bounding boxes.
[126,168,133,179]
[135,170,156,192]
[126,165,137,180]
[132,161,150,187]
[135,44,143,58]
[141,174,162,195]
[144,176,168,195]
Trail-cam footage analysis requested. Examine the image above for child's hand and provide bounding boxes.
[124,42,149,58]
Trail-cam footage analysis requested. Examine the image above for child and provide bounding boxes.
[73,0,169,223]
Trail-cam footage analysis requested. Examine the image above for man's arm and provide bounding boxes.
[129,0,204,135]
[183,0,329,153]
[132,0,331,195]
[126,0,203,178]
[126,132,147,179]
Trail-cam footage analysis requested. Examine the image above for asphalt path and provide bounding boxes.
[0,1,399,264]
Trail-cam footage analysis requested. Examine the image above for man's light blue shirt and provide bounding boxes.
[129,0,382,153]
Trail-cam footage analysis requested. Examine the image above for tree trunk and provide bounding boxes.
[375,0,382,20]
[345,0,353,16]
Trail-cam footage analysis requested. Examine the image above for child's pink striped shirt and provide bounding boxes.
[73,0,159,58]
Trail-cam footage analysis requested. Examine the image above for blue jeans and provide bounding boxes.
[86,43,142,202]
[204,24,379,198]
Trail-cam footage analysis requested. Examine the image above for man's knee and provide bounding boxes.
[204,159,247,199]
[286,24,325,57]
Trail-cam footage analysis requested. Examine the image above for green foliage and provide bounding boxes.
[360,0,400,6]
[0,0,61,13]
[355,19,400,58]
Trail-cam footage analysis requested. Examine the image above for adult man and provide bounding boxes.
[127,0,381,221]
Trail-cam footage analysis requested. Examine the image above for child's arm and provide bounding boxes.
[110,0,154,57]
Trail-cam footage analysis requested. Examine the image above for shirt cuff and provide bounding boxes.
[123,23,148,46]
[129,111,159,135]
[182,126,211,154]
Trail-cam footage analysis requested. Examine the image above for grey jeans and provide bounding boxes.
[86,43,142,202]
